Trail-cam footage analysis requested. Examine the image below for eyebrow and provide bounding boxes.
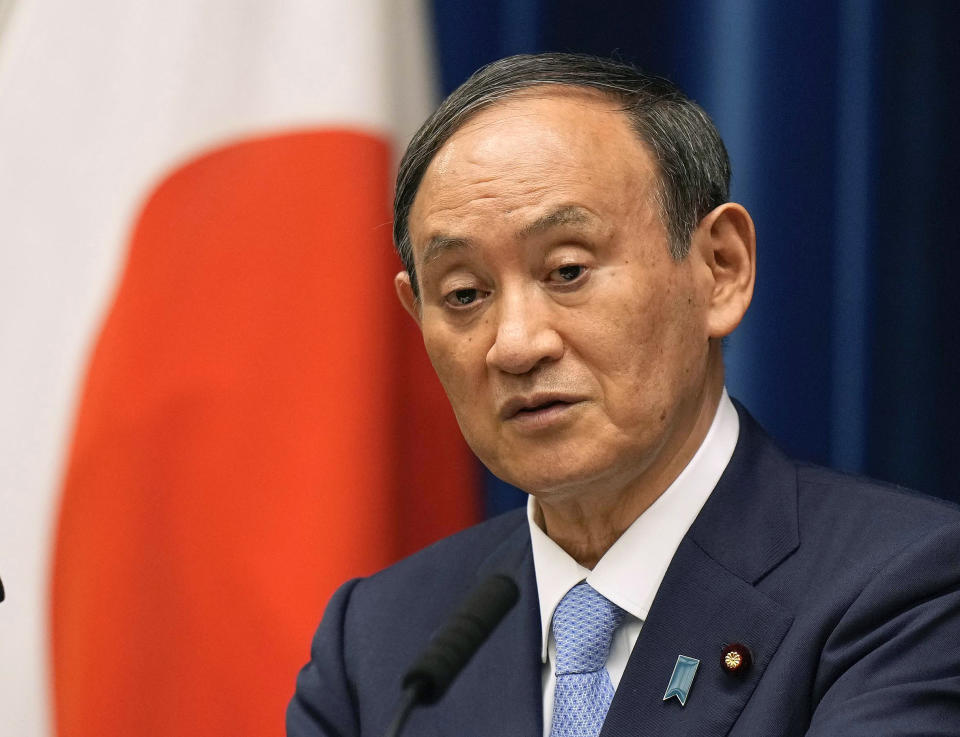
[422,235,472,265]
[516,205,594,239]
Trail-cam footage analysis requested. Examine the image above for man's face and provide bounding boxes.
[403,89,716,499]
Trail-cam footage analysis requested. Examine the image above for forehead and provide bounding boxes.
[408,88,660,248]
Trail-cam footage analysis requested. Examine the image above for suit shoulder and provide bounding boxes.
[734,400,960,531]
[381,506,527,575]
[797,462,960,518]
[349,508,528,610]
[794,462,960,553]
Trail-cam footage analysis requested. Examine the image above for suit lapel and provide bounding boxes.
[687,401,800,585]
[601,537,793,737]
[602,405,799,737]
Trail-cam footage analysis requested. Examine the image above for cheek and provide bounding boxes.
[579,275,705,412]
[422,327,484,409]
[421,327,500,459]
[582,278,667,368]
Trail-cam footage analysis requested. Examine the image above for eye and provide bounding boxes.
[443,287,485,308]
[549,264,587,283]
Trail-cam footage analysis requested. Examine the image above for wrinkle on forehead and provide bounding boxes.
[427,90,636,177]
[408,90,664,257]
[420,203,601,266]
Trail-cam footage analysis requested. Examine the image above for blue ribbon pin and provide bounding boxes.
[663,655,700,706]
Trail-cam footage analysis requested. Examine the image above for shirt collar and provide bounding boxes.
[527,389,740,662]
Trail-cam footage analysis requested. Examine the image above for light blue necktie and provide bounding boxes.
[549,582,627,737]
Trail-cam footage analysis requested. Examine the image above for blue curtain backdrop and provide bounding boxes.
[429,0,960,513]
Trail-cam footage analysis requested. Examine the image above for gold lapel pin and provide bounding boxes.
[721,642,752,675]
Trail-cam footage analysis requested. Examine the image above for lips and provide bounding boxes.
[500,393,584,421]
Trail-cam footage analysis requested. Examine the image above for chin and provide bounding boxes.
[470,425,638,494]
[489,456,611,497]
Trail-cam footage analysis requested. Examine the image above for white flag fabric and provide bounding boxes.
[0,2,478,735]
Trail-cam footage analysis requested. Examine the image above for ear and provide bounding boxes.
[394,270,422,326]
[692,202,756,338]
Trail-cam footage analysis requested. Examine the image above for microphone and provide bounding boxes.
[384,573,519,737]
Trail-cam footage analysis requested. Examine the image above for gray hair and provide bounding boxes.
[393,53,730,297]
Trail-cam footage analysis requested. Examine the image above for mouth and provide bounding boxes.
[516,399,569,415]
[500,394,584,423]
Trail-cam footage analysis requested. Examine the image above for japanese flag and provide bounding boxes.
[0,2,478,735]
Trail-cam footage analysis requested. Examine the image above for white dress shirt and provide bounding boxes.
[527,389,740,736]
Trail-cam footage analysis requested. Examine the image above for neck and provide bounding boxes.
[535,354,725,568]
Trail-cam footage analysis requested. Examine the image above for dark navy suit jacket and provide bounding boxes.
[288,406,960,736]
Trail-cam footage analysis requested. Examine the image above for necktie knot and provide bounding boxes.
[552,582,626,676]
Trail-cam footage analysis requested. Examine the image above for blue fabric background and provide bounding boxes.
[428,0,960,512]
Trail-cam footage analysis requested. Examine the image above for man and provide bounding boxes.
[288,54,960,736]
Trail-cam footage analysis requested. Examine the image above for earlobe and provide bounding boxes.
[695,203,756,338]
[394,271,422,326]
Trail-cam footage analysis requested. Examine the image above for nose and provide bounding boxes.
[486,287,563,375]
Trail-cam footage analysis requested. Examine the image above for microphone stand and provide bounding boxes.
[383,685,420,737]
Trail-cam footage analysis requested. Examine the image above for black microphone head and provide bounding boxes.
[402,573,519,705]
